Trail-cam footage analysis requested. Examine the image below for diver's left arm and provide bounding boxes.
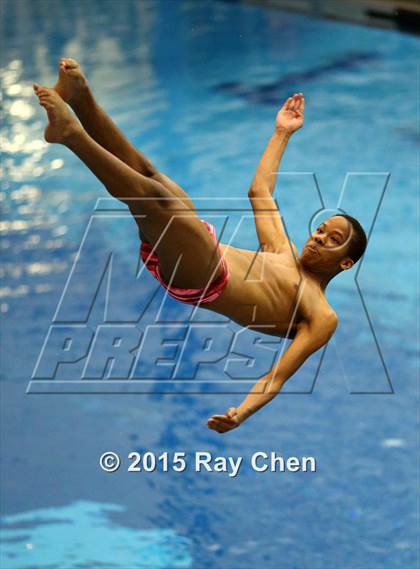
[248,93,304,253]
[207,315,337,433]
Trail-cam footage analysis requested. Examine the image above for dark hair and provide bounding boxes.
[334,214,367,264]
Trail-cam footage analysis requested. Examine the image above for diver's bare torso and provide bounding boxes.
[201,242,336,338]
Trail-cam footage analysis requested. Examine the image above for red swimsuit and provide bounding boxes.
[140,219,230,305]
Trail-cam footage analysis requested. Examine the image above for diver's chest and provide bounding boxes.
[250,252,300,282]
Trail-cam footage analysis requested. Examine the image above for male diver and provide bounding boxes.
[33,58,367,433]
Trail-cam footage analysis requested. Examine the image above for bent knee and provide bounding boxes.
[152,173,196,212]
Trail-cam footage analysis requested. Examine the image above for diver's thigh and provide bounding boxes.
[155,215,221,289]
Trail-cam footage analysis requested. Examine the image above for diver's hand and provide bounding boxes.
[207,407,240,433]
[275,93,304,133]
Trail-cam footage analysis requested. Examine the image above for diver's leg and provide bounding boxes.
[54,58,194,208]
[34,85,221,288]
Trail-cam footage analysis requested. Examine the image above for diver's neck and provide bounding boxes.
[300,267,334,293]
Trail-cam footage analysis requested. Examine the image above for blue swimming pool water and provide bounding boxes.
[1,1,419,568]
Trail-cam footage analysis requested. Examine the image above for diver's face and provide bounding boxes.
[301,216,354,272]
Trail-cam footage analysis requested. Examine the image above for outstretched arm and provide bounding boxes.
[248,93,304,253]
[207,314,337,433]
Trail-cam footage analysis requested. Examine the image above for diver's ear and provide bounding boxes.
[340,258,354,271]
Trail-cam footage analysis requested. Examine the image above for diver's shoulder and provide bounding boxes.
[300,299,338,326]
[310,302,338,332]
[296,307,338,344]
[320,305,339,334]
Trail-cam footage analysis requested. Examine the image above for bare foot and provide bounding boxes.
[33,84,81,144]
[54,57,88,105]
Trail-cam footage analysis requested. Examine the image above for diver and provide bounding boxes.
[33,58,367,433]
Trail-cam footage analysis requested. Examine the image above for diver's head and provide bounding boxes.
[300,214,367,277]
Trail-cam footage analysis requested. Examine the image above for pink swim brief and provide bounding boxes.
[140,219,230,305]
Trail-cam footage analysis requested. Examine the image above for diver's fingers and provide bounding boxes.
[210,414,236,424]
